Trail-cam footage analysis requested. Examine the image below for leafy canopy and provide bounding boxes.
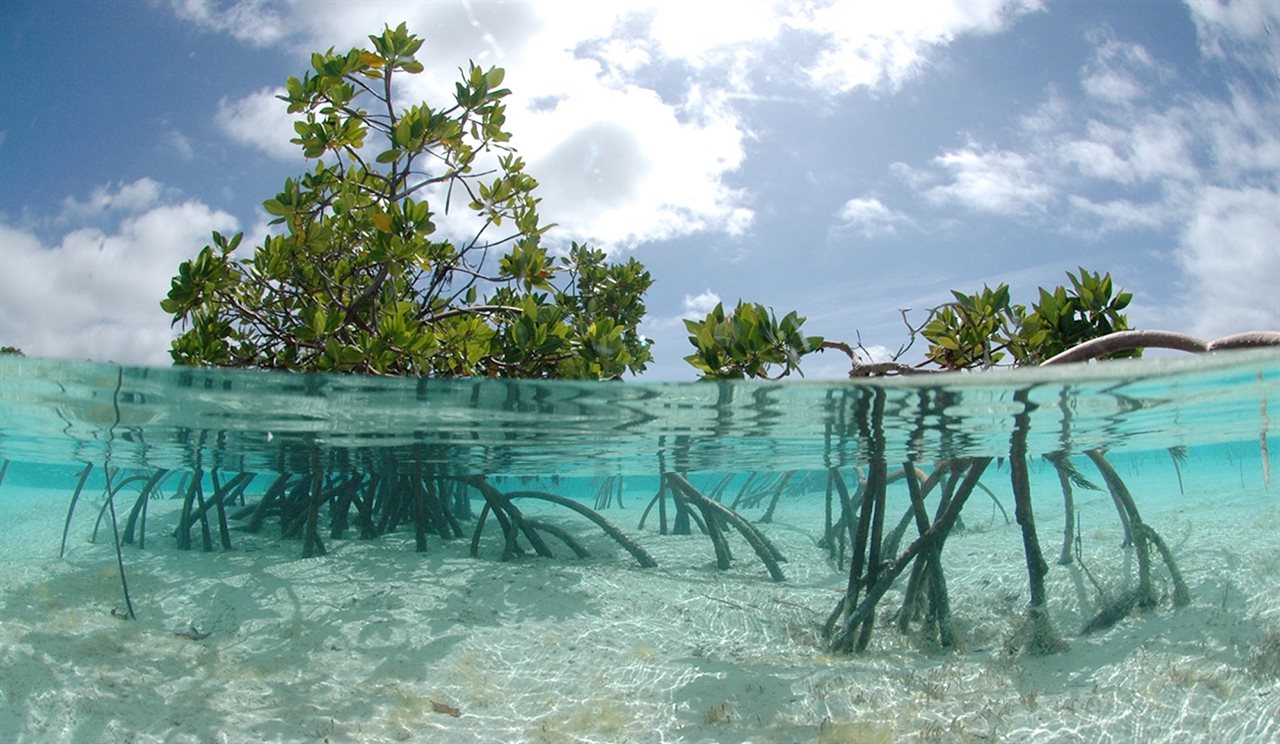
[162,23,652,379]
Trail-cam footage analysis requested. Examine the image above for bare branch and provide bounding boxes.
[1040,330,1209,366]
[1207,331,1280,351]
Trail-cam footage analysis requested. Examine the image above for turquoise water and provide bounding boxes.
[1,351,1278,743]
[1,350,1275,477]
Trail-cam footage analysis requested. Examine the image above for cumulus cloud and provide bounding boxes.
[1176,186,1280,338]
[168,0,287,47]
[1184,0,1280,64]
[1079,30,1167,105]
[795,0,1045,92]
[1127,118,1201,183]
[869,14,1277,338]
[919,144,1056,215]
[194,4,757,250]
[834,197,912,238]
[1058,134,1134,184]
[1048,111,1200,189]
[894,21,1272,238]
[214,87,300,162]
[681,290,723,319]
[519,85,754,248]
[0,194,237,365]
[173,1,1053,253]
[59,178,167,222]
[1195,86,1280,181]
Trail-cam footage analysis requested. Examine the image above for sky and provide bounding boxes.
[0,0,1277,380]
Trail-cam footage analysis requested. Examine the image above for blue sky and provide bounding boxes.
[1,0,1276,380]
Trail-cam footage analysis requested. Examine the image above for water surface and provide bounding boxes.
[2,350,1274,477]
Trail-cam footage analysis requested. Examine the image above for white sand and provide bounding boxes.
[1,469,1278,743]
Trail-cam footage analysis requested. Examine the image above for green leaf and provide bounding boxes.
[156,22,656,380]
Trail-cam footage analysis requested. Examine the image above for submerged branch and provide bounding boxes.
[664,473,786,581]
[506,490,657,568]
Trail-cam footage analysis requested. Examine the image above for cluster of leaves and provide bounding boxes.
[1011,268,1138,364]
[684,302,824,379]
[0,346,23,356]
[921,268,1138,370]
[920,284,1017,370]
[686,268,1138,379]
[162,24,651,379]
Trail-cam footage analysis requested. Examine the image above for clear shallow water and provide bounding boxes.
[1,349,1276,477]
[1,353,1279,744]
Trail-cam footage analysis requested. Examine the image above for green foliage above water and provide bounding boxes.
[922,282,1018,370]
[922,268,1139,370]
[1013,267,1139,365]
[683,301,824,380]
[162,23,652,379]
[688,268,1139,378]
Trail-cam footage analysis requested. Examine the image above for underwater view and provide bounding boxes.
[1,350,1277,743]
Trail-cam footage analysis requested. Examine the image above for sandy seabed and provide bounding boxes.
[1,472,1278,744]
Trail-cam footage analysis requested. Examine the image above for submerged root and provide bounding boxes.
[827,458,993,654]
[664,473,786,581]
[1008,605,1070,656]
[506,490,657,568]
[1136,523,1191,608]
[1080,587,1141,635]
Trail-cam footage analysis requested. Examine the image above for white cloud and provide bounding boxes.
[795,0,1045,92]
[1196,86,1280,182]
[171,1,1050,253]
[168,0,286,47]
[1059,136,1133,183]
[898,21,1270,238]
[645,1,783,70]
[0,199,237,365]
[1055,113,1200,187]
[1184,0,1280,63]
[919,144,1056,215]
[193,5,756,250]
[1082,68,1144,105]
[1176,186,1280,338]
[214,87,300,162]
[59,178,167,222]
[163,129,195,161]
[1127,117,1201,183]
[682,290,723,319]
[1079,31,1166,105]
[860,344,895,363]
[518,84,754,248]
[834,197,911,238]
[1065,195,1173,233]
